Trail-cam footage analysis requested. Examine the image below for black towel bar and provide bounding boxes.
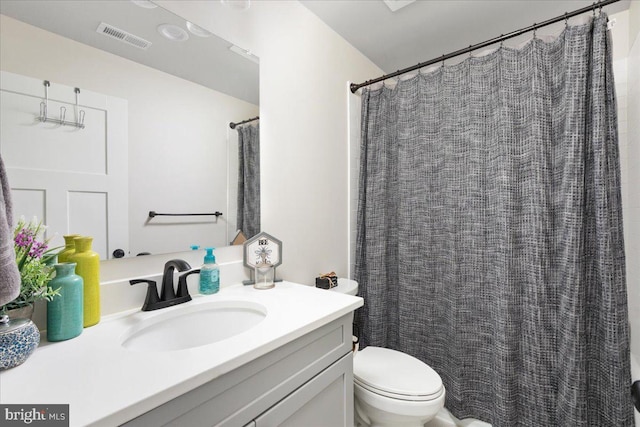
[148,211,223,218]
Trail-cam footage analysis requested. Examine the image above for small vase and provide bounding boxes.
[69,237,100,327]
[47,263,83,342]
[57,234,81,263]
[0,314,40,370]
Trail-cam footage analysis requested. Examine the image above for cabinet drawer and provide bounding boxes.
[254,353,354,427]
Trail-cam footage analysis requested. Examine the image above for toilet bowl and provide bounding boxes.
[353,346,445,427]
[330,279,446,427]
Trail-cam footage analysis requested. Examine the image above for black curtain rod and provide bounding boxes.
[229,116,259,129]
[350,0,620,93]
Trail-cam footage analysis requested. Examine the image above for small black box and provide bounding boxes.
[315,275,338,289]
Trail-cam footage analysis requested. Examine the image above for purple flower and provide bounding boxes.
[15,230,35,248]
[29,241,48,259]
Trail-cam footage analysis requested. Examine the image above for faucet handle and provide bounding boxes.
[130,279,160,311]
[177,269,200,299]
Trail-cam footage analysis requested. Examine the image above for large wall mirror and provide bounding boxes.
[0,0,259,260]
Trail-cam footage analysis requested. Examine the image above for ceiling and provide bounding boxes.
[1,1,631,103]
[300,0,631,77]
[0,0,259,105]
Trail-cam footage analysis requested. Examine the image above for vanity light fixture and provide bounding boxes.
[186,21,213,38]
[130,0,158,9]
[157,24,189,42]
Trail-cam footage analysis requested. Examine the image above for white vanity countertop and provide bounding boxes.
[0,282,363,426]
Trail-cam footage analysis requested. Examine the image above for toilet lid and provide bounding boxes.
[354,347,443,400]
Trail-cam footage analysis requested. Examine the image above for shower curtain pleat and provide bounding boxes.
[355,15,634,426]
[237,124,260,239]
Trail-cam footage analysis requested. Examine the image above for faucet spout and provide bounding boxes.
[161,259,192,301]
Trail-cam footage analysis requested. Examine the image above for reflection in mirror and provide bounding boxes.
[234,122,260,240]
[0,0,259,260]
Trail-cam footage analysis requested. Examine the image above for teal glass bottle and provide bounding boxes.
[46,263,84,342]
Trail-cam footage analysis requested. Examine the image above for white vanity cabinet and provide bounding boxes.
[122,313,354,427]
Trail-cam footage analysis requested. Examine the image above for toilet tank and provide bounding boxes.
[330,278,358,296]
[329,278,359,352]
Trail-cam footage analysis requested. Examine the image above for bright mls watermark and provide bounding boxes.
[1,405,68,426]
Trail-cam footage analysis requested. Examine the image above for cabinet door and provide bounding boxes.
[254,353,354,427]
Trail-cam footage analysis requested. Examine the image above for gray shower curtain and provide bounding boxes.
[355,15,633,426]
[237,124,260,239]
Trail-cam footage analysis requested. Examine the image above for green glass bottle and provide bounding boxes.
[47,263,83,341]
[58,234,81,263]
[69,237,100,327]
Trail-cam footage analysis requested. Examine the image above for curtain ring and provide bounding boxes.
[598,2,603,15]
[500,35,504,49]
[564,12,569,28]
[469,46,473,58]
[441,55,445,68]
[532,24,537,39]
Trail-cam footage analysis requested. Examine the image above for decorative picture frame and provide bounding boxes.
[242,232,282,285]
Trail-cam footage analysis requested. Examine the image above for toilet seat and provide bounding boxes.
[354,347,444,402]
[354,377,444,401]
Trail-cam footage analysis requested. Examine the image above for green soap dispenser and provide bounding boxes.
[199,247,220,295]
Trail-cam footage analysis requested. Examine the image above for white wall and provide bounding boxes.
[159,1,382,284]
[625,4,640,423]
[0,15,258,257]
[625,0,640,362]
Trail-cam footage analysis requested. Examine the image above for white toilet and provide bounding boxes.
[331,279,446,427]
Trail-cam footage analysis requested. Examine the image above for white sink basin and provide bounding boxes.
[121,300,267,352]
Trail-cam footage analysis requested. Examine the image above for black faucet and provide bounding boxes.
[160,259,191,300]
[129,259,200,311]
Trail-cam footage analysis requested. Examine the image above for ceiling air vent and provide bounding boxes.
[96,22,151,50]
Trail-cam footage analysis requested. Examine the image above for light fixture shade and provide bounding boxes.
[186,21,212,38]
[157,24,189,42]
